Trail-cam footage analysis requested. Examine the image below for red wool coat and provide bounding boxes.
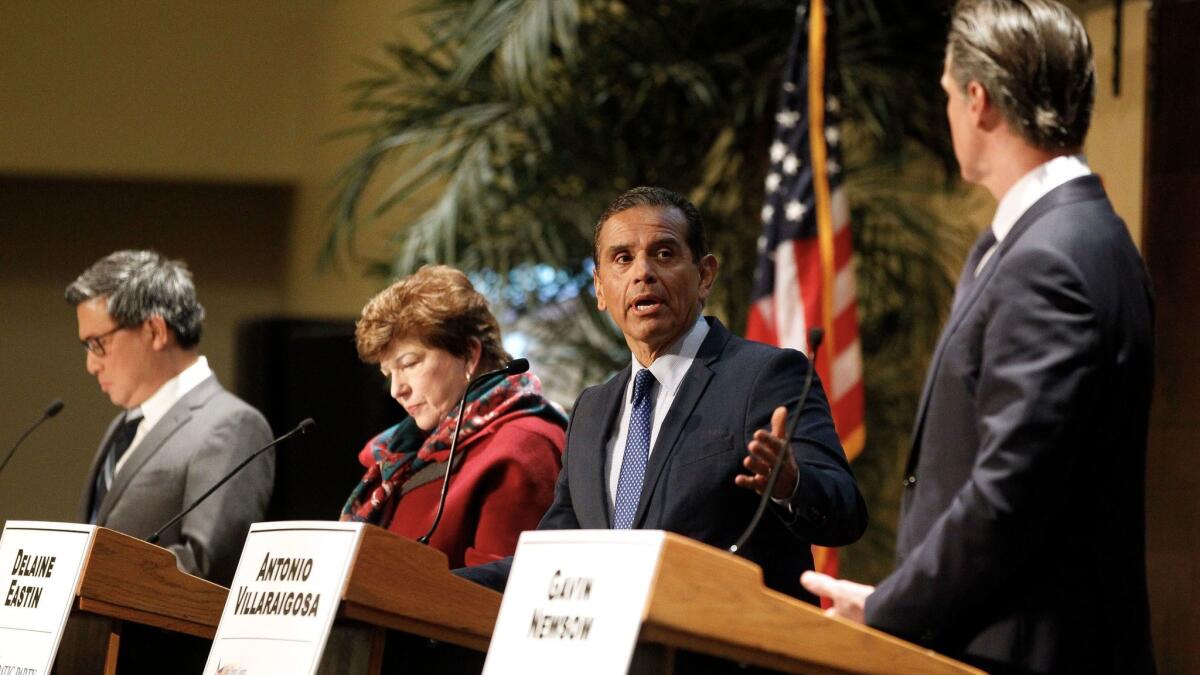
[377,415,564,568]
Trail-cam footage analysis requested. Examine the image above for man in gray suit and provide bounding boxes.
[68,250,274,586]
[802,1,1155,672]
[459,187,867,601]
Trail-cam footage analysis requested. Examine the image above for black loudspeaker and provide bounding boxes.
[235,318,403,521]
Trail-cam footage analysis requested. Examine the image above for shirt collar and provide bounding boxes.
[630,314,710,402]
[135,355,213,431]
[991,153,1091,244]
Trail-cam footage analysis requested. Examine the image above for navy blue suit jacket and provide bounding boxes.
[458,317,867,601]
[865,176,1156,673]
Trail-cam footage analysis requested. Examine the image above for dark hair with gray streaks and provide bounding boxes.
[947,0,1095,152]
[65,250,205,348]
[594,186,709,263]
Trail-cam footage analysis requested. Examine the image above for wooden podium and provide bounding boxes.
[54,527,226,675]
[486,530,982,675]
[626,533,981,674]
[316,524,502,674]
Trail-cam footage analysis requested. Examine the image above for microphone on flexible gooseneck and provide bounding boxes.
[729,328,824,556]
[417,358,530,546]
[147,418,315,545]
[0,399,65,477]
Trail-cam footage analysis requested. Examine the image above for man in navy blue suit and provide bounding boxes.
[802,1,1155,672]
[458,186,867,601]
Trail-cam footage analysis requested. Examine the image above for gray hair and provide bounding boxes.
[65,250,205,348]
[947,0,1095,152]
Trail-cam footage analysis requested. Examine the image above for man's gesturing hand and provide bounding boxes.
[734,405,798,501]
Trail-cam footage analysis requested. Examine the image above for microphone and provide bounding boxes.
[417,358,529,545]
[147,418,315,545]
[0,399,65,476]
[729,328,824,555]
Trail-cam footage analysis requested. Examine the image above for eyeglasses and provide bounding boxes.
[80,325,130,357]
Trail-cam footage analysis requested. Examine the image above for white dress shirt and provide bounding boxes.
[115,355,213,475]
[605,315,710,507]
[976,153,1093,275]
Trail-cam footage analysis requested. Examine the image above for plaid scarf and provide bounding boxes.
[339,371,565,527]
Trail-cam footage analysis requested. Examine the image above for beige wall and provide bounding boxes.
[0,1,313,182]
[1082,0,1149,248]
[0,1,412,525]
[282,2,421,317]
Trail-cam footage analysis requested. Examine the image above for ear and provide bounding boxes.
[966,80,997,129]
[593,267,607,312]
[466,338,483,376]
[145,315,171,351]
[696,254,719,302]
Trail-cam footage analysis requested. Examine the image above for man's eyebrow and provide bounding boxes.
[604,234,682,256]
[603,242,631,256]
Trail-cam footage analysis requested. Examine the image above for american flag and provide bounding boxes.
[746,0,866,578]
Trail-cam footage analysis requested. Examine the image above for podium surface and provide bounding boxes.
[75,526,225,638]
[338,524,501,651]
[638,533,980,674]
[486,530,981,675]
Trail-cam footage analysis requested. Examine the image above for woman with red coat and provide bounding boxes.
[339,265,566,567]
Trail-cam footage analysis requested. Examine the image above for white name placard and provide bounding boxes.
[203,521,365,675]
[0,521,96,675]
[483,529,666,675]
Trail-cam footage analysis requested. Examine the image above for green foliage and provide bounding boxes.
[328,0,972,583]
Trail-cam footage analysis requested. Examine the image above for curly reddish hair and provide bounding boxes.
[355,265,511,371]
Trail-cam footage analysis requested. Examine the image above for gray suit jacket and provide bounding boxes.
[78,375,274,586]
[458,318,867,600]
[865,176,1156,674]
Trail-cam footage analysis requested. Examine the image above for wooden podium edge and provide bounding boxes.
[75,527,226,639]
[638,533,982,675]
[338,525,501,652]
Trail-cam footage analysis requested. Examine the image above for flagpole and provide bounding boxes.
[807,0,837,364]
[806,0,845,585]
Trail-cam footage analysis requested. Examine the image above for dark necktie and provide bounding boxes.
[951,228,998,314]
[612,369,656,529]
[89,412,142,524]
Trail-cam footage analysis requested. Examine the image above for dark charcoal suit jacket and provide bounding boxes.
[458,317,867,601]
[865,176,1156,674]
[79,375,274,586]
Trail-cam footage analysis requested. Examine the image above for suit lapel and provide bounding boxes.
[906,249,1003,469]
[98,376,221,522]
[576,369,628,529]
[78,416,122,522]
[631,318,729,528]
[905,175,1107,474]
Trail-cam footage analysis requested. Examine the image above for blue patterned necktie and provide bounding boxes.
[612,368,656,529]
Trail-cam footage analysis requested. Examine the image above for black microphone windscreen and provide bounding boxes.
[297,418,316,434]
[507,358,530,375]
[807,327,825,351]
[44,399,65,418]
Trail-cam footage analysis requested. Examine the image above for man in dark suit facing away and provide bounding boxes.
[458,186,867,601]
[802,1,1156,672]
[68,250,274,587]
